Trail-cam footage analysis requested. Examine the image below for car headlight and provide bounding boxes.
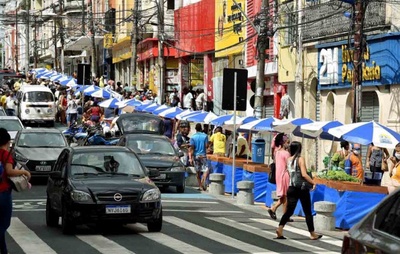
[47,108,53,114]
[170,167,184,172]
[15,153,29,163]
[71,190,92,202]
[141,188,161,202]
[25,109,30,114]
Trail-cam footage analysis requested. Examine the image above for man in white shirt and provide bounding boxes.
[5,92,17,116]
[195,88,205,110]
[66,94,79,127]
[182,87,193,109]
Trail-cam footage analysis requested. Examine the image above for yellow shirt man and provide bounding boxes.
[209,128,226,156]
[0,95,7,108]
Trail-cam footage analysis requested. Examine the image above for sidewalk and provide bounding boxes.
[205,190,348,240]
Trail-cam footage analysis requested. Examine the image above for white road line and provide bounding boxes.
[13,209,46,212]
[13,199,46,202]
[164,216,273,253]
[163,209,243,213]
[76,235,134,254]
[250,218,343,247]
[207,217,334,253]
[129,224,212,254]
[8,218,57,254]
[162,200,218,204]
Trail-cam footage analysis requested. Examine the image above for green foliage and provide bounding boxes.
[317,169,359,182]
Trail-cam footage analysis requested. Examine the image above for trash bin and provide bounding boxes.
[251,139,266,163]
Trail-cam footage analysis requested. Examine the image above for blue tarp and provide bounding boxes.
[210,160,223,174]
[223,163,243,194]
[242,170,269,202]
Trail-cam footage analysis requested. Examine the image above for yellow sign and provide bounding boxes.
[104,34,113,49]
[215,0,246,58]
[341,45,381,83]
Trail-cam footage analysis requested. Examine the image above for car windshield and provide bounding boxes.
[23,91,54,102]
[70,151,145,177]
[17,133,66,147]
[0,119,23,131]
[119,116,162,133]
[128,137,176,156]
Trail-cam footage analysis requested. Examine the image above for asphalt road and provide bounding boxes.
[6,122,342,254]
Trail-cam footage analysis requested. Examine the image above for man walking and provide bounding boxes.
[189,123,209,190]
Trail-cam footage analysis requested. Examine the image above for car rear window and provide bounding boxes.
[374,192,400,238]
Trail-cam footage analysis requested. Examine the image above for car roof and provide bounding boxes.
[125,133,170,141]
[0,116,21,120]
[71,146,132,153]
[19,128,61,133]
[19,85,52,92]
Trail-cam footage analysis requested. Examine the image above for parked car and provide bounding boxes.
[46,146,162,234]
[118,134,186,193]
[115,112,165,135]
[342,188,400,253]
[12,128,68,177]
[0,116,24,144]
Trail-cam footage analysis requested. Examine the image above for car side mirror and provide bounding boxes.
[49,171,62,179]
[148,169,160,178]
[178,151,184,158]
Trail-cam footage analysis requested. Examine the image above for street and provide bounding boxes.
[6,182,342,254]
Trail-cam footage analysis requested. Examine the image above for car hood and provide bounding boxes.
[138,155,182,168]
[71,176,156,193]
[15,147,65,161]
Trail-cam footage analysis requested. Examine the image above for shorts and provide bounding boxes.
[194,156,211,173]
[67,113,78,124]
[91,115,100,122]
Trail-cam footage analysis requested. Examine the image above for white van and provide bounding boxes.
[16,85,56,126]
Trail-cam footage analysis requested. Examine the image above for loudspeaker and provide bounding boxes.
[77,64,91,85]
[222,68,248,111]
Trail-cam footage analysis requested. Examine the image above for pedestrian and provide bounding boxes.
[208,126,226,157]
[5,92,17,116]
[182,87,193,110]
[189,123,209,190]
[0,128,31,254]
[275,141,322,240]
[66,94,79,127]
[268,133,290,220]
[366,143,389,185]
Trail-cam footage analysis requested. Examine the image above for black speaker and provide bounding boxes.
[222,68,248,111]
[77,64,91,85]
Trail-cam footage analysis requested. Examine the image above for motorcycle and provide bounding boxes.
[77,124,119,146]
[62,122,87,145]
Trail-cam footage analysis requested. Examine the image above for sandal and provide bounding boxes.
[267,209,277,220]
[275,229,286,239]
[310,234,323,240]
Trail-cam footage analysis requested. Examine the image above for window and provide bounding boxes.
[167,0,174,10]
[280,0,296,46]
[23,91,54,102]
[374,192,400,239]
[18,133,67,147]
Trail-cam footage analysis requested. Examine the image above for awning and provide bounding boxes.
[64,36,103,51]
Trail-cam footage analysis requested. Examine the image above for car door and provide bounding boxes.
[49,150,69,212]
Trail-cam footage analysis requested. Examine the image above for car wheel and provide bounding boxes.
[46,197,59,227]
[61,205,75,235]
[176,181,185,193]
[147,209,163,232]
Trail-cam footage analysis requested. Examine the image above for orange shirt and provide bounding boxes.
[350,153,364,181]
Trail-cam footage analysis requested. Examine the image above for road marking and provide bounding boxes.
[163,209,243,213]
[8,218,57,254]
[207,217,336,253]
[161,193,215,199]
[76,235,135,254]
[164,216,272,253]
[13,209,46,212]
[250,218,343,247]
[129,224,212,254]
[162,200,218,204]
[13,199,46,202]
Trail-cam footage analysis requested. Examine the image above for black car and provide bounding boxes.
[46,146,162,234]
[342,188,400,253]
[115,112,165,135]
[118,134,186,193]
[12,128,68,177]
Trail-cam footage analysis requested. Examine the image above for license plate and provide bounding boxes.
[105,205,131,214]
[35,165,52,171]
[153,174,166,180]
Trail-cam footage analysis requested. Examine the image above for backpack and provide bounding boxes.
[344,152,352,175]
[268,163,276,184]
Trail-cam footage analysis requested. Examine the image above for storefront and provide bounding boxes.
[112,36,132,86]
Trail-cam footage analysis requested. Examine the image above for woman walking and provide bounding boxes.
[275,141,322,240]
[0,128,31,254]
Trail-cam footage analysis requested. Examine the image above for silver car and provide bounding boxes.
[0,116,24,144]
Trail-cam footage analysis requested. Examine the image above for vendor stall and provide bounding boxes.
[242,163,270,202]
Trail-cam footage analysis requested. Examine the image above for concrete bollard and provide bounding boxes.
[314,201,336,231]
[237,181,254,205]
[185,166,199,187]
[209,173,225,195]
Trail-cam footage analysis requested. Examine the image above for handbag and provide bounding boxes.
[9,175,30,192]
[291,158,313,190]
[382,156,388,171]
[268,163,276,184]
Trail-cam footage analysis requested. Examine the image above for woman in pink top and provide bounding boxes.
[268,133,290,220]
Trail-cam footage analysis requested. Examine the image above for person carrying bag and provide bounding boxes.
[0,128,31,254]
[275,141,322,240]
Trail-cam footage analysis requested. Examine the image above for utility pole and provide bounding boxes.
[25,1,30,73]
[254,0,269,118]
[82,0,86,35]
[60,0,65,73]
[157,0,165,104]
[34,15,38,68]
[15,2,19,72]
[89,0,98,78]
[130,0,139,90]
[352,0,365,123]
[294,0,303,118]
[53,17,58,70]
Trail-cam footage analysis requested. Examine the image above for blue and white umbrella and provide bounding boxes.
[158,107,183,118]
[50,74,64,81]
[136,102,159,112]
[185,111,218,124]
[300,121,344,141]
[328,121,400,149]
[117,98,142,108]
[152,105,170,115]
[240,117,278,132]
[60,78,77,87]
[36,71,54,78]
[273,117,314,134]
[88,88,111,99]
[30,68,47,74]
[209,114,236,126]
[104,87,123,99]
[224,116,258,125]
[176,110,202,120]
[99,98,121,109]
[83,85,101,95]
[142,103,167,113]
